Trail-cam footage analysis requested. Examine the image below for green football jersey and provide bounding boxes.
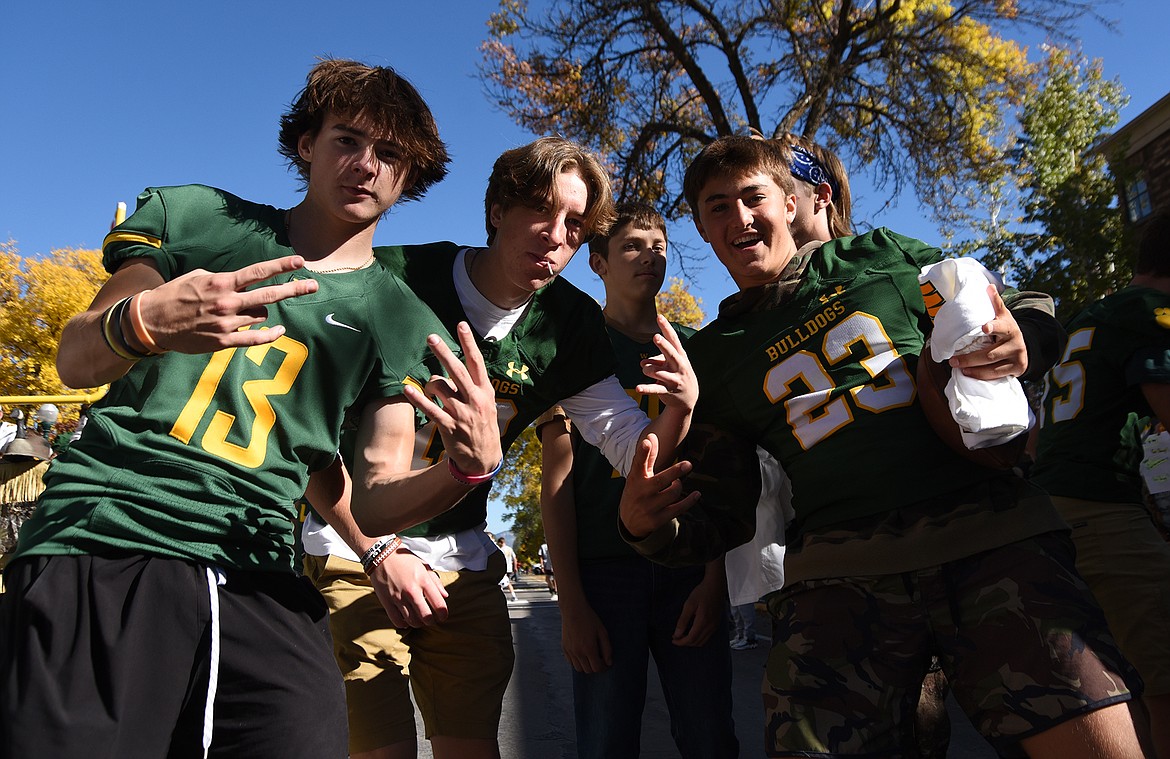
[1033,286,1170,502]
[374,243,618,536]
[15,185,449,573]
[571,323,697,561]
[687,228,994,536]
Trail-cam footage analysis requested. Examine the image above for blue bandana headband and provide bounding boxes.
[790,145,838,197]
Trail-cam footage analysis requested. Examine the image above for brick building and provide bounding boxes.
[1099,91,1170,233]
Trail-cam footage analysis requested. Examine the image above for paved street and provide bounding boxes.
[414,573,996,758]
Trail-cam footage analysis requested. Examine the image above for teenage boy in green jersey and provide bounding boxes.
[786,133,958,758]
[0,60,505,759]
[538,203,737,759]
[1032,211,1170,758]
[301,138,698,759]
[619,136,1142,758]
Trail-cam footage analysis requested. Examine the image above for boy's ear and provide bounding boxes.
[785,193,798,225]
[297,131,316,164]
[694,219,710,243]
[814,182,833,212]
[489,203,504,231]
[589,251,608,277]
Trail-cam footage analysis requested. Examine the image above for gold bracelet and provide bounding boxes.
[100,298,149,361]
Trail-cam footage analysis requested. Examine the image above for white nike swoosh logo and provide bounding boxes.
[324,313,361,333]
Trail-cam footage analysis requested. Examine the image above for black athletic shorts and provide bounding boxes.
[0,553,347,758]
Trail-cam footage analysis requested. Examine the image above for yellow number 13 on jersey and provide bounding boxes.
[170,334,309,468]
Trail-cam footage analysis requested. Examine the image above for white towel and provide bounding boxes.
[918,258,1032,449]
[919,258,1002,362]
[725,449,793,606]
[945,373,1032,449]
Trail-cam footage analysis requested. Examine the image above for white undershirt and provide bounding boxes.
[303,248,651,571]
[452,247,527,341]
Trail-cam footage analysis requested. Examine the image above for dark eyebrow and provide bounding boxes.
[331,123,367,138]
[701,183,766,206]
[333,122,400,151]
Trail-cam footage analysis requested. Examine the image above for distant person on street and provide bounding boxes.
[728,602,757,651]
[539,541,558,600]
[497,536,520,602]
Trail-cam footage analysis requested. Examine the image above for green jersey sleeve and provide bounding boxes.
[103,185,285,279]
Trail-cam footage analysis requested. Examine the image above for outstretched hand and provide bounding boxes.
[948,285,1028,380]
[403,322,504,477]
[618,433,701,538]
[637,316,698,412]
[137,255,318,353]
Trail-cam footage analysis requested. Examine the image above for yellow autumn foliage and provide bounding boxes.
[0,243,107,403]
[655,277,706,328]
[478,0,1073,229]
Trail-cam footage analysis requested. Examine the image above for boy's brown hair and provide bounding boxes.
[784,133,854,240]
[484,137,616,245]
[278,58,449,201]
[683,136,794,215]
[588,202,667,259]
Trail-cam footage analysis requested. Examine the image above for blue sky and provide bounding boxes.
[2,1,1167,535]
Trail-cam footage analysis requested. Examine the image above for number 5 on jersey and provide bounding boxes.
[1040,327,1094,426]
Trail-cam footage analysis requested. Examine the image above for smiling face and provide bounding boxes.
[694,171,798,290]
[486,167,589,305]
[591,221,668,301]
[297,111,409,226]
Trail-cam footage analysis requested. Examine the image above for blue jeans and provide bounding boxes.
[731,602,757,642]
[572,556,738,759]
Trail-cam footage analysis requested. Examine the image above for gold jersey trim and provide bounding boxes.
[102,231,163,250]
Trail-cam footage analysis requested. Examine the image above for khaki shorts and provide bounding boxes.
[304,550,514,753]
[1053,495,1170,696]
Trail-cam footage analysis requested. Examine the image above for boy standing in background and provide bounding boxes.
[540,203,737,759]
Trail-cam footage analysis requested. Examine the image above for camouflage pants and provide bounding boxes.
[763,532,1137,757]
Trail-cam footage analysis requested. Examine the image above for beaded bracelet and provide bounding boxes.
[447,456,503,486]
[128,290,166,354]
[362,536,403,576]
[100,297,151,361]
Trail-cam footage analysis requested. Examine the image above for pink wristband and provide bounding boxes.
[447,456,503,486]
